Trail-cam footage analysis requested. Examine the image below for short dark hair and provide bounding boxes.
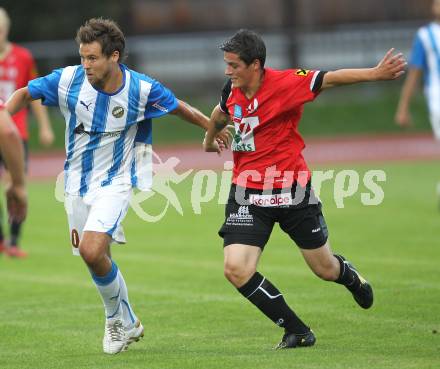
[220,29,266,67]
[76,18,126,60]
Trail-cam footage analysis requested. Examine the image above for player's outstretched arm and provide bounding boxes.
[6,87,35,115]
[203,105,230,154]
[171,99,231,150]
[170,99,210,129]
[395,68,423,128]
[0,109,27,222]
[321,48,407,90]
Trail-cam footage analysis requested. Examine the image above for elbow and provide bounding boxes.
[7,87,33,115]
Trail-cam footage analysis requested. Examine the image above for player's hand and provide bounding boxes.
[395,109,413,128]
[39,127,55,147]
[203,134,221,154]
[6,184,27,223]
[216,126,233,150]
[374,48,407,80]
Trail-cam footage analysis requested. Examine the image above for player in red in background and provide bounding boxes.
[0,8,54,258]
[204,29,406,349]
[0,100,27,225]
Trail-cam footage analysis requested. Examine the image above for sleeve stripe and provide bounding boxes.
[311,71,327,93]
[309,70,320,92]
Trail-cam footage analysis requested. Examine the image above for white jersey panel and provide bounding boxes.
[419,25,440,114]
[138,80,153,120]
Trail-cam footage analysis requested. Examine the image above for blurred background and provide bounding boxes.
[2,0,434,149]
[1,5,439,366]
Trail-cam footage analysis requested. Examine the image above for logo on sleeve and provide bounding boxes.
[112,106,125,118]
[152,102,169,113]
[295,69,310,77]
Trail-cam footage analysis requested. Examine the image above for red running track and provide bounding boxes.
[28,133,440,180]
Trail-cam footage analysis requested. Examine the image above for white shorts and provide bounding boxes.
[64,186,131,256]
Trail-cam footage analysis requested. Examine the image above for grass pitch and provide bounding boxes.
[0,161,439,369]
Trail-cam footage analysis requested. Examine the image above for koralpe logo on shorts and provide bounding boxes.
[249,193,293,207]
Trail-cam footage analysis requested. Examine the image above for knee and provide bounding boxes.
[78,242,104,267]
[224,261,255,287]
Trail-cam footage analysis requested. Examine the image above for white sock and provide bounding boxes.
[118,270,138,328]
[92,260,122,320]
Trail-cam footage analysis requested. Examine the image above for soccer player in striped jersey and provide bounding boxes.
[395,0,440,196]
[6,18,230,355]
[396,0,440,139]
[204,29,406,349]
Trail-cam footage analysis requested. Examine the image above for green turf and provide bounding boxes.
[0,161,439,369]
[26,86,431,152]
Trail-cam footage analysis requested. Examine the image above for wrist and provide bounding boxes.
[198,117,209,131]
[369,67,380,81]
[396,103,408,113]
[204,132,215,144]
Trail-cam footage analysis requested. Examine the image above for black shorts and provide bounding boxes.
[218,183,328,250]
[0,140,29,173]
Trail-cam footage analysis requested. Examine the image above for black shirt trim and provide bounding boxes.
[219,79,232,114]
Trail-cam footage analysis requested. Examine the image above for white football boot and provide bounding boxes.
[103,318,127,354]
[124,320,144,351]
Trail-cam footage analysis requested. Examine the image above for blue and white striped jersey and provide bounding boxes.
[28,64,178,196]
[410,22,440,113]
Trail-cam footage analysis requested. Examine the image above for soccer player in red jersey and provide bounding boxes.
[204,29,406,349]
[0,8,54,258]
[0,100,27,224]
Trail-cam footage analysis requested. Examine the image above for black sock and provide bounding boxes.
[10,221,22,247]
[237,272,310,334]
[334,254,359,292]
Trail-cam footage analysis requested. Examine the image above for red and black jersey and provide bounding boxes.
[219,67,325,190]
[0,44,38,140]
